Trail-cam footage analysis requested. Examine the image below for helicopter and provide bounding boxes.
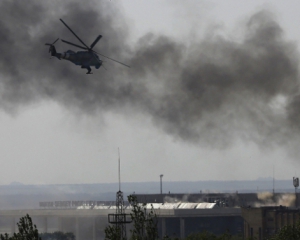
[45,19,130,74]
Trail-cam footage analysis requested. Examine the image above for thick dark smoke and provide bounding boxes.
[0,1,299,148]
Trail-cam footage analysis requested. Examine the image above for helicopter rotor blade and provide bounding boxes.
[59,19,130,68]
[45,38,59,46]
[61,39,88,50]
[90,35,102,49]
[52,38,59,45]
[95,52,130,68]
[60,19,89,49]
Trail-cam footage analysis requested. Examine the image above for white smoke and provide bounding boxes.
[255,192,296,207]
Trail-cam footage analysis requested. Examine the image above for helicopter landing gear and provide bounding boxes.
[82,66,93,74]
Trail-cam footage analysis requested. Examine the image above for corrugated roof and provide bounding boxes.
[178,203,198,209]
[77,206,91,209]
[76,202,217,210]
[94,205,110,209]
[195,203,217,209]
[145,203,163,209]
[160,203,181,209]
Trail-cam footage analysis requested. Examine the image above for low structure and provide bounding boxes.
[23,192,300,239]
[0,204,243,239]
[135,192,300,208]
[242,206,300,240]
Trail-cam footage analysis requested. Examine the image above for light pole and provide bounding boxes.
[293,177,299,208]
[160,174,163,194]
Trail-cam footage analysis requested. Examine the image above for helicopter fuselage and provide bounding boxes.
[61,50,102,69]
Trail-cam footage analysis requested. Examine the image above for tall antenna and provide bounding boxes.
[108,148,131,240]
[273,165,275,194]
[118,148,121,192]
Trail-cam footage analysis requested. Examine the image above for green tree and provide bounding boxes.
[104,195,158,240]
[0,214,41,240]
[0,215,75,240]
[268,221,300,240]
[128,195,158,240]
[105,225,122,240]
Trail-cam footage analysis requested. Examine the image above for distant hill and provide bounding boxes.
[0,179,295,210]
[9,181,23,186]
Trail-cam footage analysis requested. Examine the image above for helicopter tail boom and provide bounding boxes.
[49,45,57,56]
[47,45,62,60]
[45,38,62,59]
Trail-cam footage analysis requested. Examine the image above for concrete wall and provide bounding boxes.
[242,206,300,240]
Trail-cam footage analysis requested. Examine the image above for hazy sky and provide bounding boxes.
[0,0,300,184]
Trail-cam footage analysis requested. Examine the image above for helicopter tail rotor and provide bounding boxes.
[45,38,59,56]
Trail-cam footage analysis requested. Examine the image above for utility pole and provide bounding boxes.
[160,174,163,194]
[293,177,299,208]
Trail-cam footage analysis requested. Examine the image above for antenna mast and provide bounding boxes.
[108,148,131,239]
[118,148,121,192]
[273,165,275,194]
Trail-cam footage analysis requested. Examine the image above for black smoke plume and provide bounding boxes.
[0,1,299,148]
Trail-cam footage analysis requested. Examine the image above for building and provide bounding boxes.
[242,206,300,240]
[135,192,299,208]
[0,203,243,239]
[0,192,297,239]
[156,207,243,238]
